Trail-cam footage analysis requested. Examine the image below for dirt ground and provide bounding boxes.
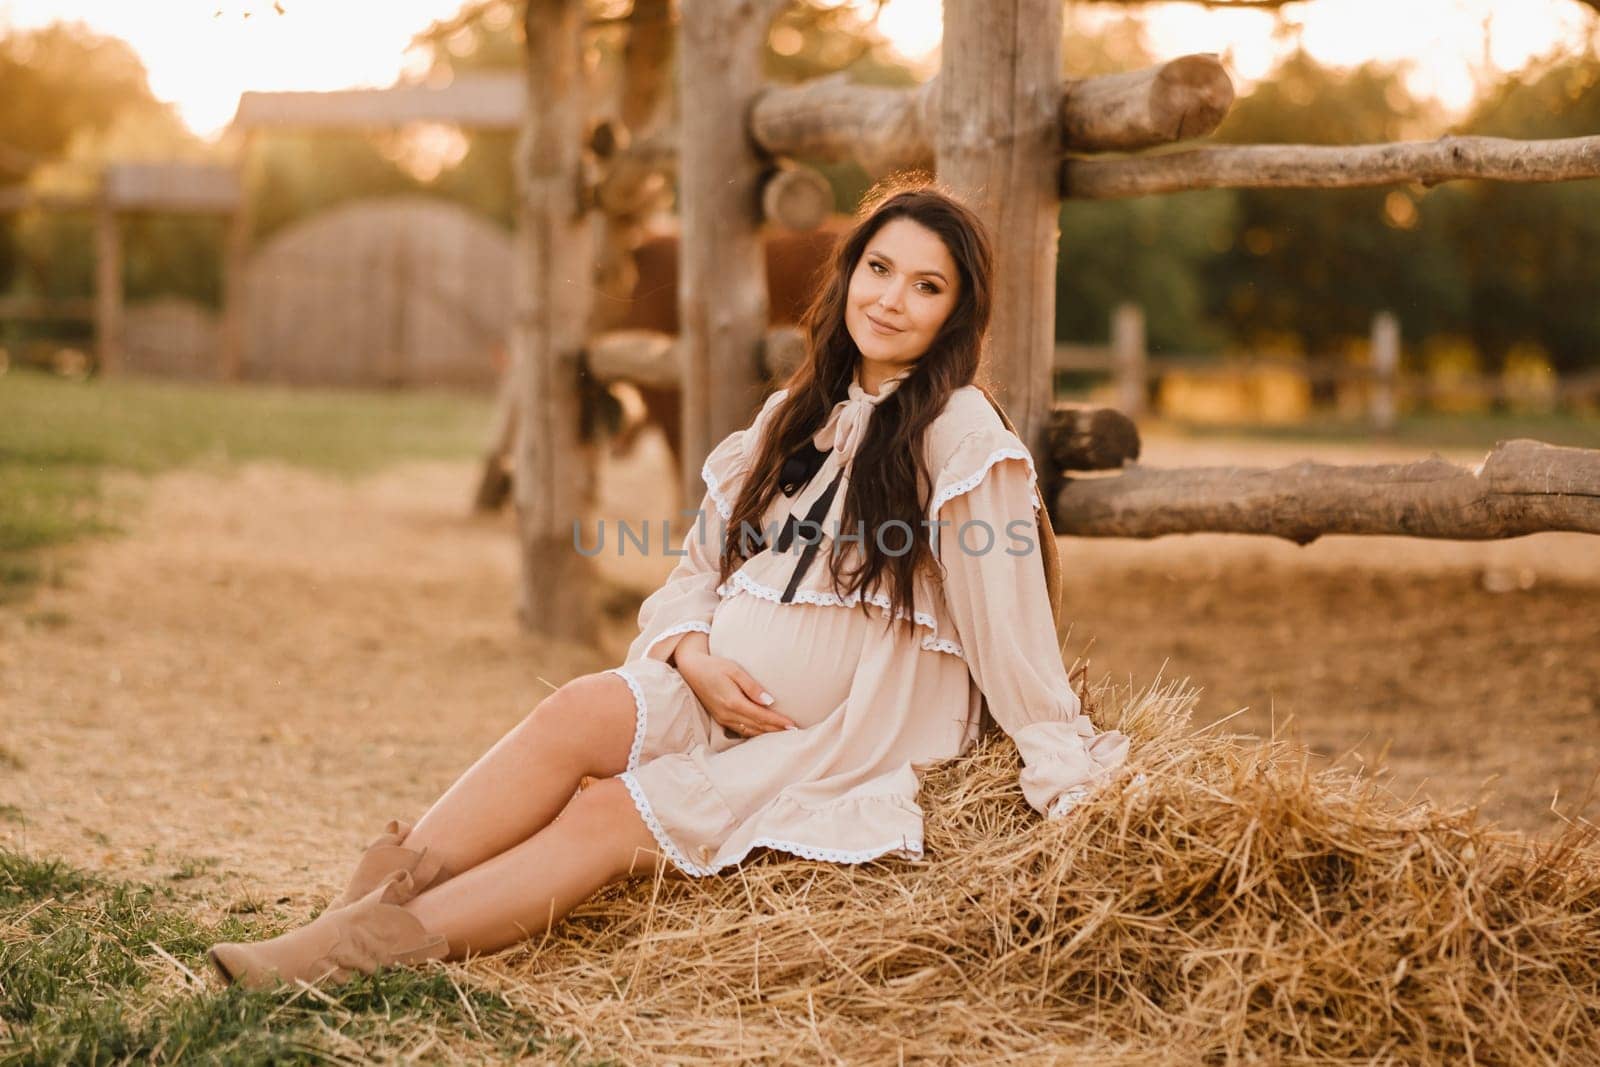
[1,428,1596,922]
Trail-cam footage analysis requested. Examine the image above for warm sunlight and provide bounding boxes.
[862,0,1595,115]
[1,0,1595,139]
[0,0,469,138]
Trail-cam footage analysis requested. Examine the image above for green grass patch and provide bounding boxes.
[0,846,577,1064]
[0,369,492,604]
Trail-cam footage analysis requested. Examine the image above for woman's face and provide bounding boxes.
[844,217,960,385]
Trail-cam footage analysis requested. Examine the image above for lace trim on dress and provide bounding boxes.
[618,769,716,876]
[701,459,735,522]
[741,836,924,867]
[618,784,926,878]
[644,621,712,661]
[930,447,1041,518]
[714,570,965,659]
[606,667,650,773]
[1046,788,1092,819]
[617,765,929,878]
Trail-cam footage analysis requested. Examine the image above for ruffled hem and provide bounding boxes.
[607,659,718,769]
[619,769,715,876]
[642,620,712,662]
[934,444,1043,524]
[620,760,928,878]
[701,458,734,522]
[714,568,965,660]
[1010,716,1133,817]
[607,666,651,773]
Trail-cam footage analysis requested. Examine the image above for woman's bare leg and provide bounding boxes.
[400,672,641,877]
[403,776,670,959]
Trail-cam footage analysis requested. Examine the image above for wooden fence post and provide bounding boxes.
[94,191,122,376]
[1112,302,1147,419]
[1370,309,1399,433]
[513,0,599,642]
[677,0,771,514]
[937,0,1063,454]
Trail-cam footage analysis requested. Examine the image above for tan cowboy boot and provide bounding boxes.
[208,869,449,991]
[328,818,455,910]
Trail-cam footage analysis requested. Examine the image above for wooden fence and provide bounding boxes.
[1056,304,1600,426]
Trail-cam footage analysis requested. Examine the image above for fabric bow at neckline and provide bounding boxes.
[812,364,914,467]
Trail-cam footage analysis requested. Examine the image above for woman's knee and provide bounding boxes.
[526,672,638,776]
[562,776,668,881]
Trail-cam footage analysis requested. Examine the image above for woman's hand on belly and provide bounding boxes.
[674,637,799,738]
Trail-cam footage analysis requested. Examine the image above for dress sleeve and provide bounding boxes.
[625,389,786,665]
[934,430,1131,818]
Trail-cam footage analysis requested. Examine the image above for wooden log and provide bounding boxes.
[1045,405,1141,471]
[514,0,600,642]
[1061,134,1600,199]
[1050,439,1600,543]
[750,72,935,177]
[232,75,522,131]
[1054,342,1112,372]
[103,163,240,213]
[678,0,772,511]
[585,328,679,388]
[1060,53,1233,151]
[747,55,1234,175]
[761,161,834,231]
[938,0,1062,455]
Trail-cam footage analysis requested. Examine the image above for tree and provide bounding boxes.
[1447,49,1600,376]
[0,22,220,335]
[1199,50,1468,377]
[1054,11,1238,355]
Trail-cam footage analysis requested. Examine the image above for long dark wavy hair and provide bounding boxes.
[717,179,996,636]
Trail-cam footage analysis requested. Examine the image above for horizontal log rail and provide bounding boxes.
[0,296,96,322]
[1061,134,1600,199]
[747,54,1233,176]
[1050,439,1600,542]
[1046,405,1142,471]
[1055,346,1600,402]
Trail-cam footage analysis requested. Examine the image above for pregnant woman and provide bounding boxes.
[207,182,1131,990]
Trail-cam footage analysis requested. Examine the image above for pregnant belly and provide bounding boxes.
[707,592,869,729]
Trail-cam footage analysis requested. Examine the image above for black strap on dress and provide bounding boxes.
[747,438,843,603]
[778,467,845,603]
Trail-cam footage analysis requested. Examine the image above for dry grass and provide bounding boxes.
[4,427,1597,1062]
[481,670,1600,1065]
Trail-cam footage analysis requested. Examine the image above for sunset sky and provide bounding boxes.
[0,0,1595,141]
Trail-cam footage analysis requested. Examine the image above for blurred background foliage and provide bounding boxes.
[2,1,1598,381]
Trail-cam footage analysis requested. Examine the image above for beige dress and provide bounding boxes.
[610,370,1131,877]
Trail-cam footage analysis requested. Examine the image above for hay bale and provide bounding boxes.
[483,672,1600,1064]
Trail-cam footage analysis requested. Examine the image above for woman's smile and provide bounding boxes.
[845,216,961,389]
